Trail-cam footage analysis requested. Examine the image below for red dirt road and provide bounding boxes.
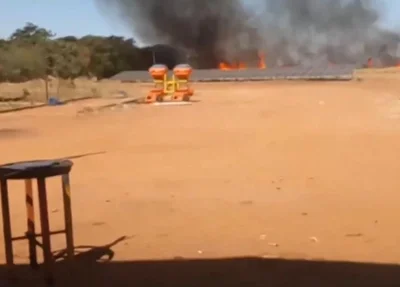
[1,80,400,284]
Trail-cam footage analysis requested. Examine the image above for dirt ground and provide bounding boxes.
[1,75,400,285]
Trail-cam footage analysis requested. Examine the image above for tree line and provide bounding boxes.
[0,23,181,83]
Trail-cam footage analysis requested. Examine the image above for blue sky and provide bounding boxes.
[0,0,399,40]
[0,0,132,38]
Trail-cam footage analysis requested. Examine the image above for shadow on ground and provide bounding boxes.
[0,128,34,139]
[1,237,399,286]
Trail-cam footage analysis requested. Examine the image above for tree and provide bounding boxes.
[9,22,54,45]
[0,44,47,82]
[48,40,90,79]
[0,22,155,82]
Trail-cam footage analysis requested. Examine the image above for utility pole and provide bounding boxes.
[44,75,49,102]
[152,51,156,64]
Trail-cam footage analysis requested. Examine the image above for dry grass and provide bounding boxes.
[356,66,400,74]
[0,77,149,101]
[0,77,152,112]
[355,67,400,81]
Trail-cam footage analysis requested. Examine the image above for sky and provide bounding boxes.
[0,0,132,38]
[0,0,399,41]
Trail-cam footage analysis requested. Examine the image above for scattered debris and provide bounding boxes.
[111,91,128,99]
[77,106,95,115]
[48,97,64,106]
[261,254,280,259]
[268,242,279,247]
[259,235,279,247]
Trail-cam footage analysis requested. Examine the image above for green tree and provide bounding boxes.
[45,40,90,79]
[9,22,54,44]
[0,22,152,82]
[0,44,47,82]
[0,23,54,82]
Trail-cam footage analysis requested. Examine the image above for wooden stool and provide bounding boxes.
[0,159,74,285]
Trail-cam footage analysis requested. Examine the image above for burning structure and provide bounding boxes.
[97,0,400,69]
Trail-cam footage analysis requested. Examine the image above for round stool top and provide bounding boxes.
[0,159,73,180]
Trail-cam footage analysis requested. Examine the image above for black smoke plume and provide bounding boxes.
[97,0,400,68]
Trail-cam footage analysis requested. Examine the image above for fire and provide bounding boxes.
[218,51,267,70]
[258,52,266,69]
[218,61,247,70]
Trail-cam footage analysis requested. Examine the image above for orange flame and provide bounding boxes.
[238,62,247,69]
[219,61,247,70]
[258,52,266,69]
[219,51,266,70]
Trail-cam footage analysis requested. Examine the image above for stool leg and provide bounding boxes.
[25,179,38,269]
[37,178,54,285]
[61,173,74,260]
[0,179,14,273]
